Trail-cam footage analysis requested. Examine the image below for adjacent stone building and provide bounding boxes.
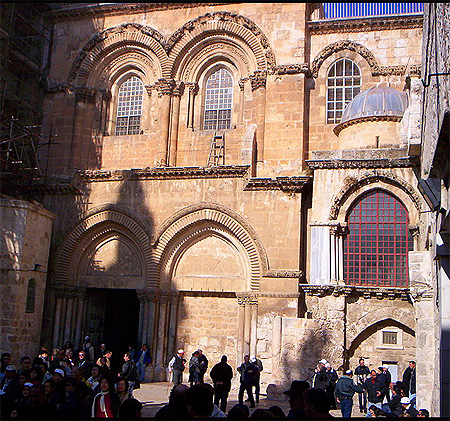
[2,1,441,414]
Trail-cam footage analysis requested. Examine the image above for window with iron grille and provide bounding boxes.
[25,279,36,313]
[327,58,361,124]
[203,68,233,131]
[382,331,398,345]
[115,76,144,135]
[344,190,413,287]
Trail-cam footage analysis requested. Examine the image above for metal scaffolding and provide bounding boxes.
[0,3,54,199]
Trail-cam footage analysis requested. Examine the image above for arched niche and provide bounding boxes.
[54,207,152,288]
[152,203,268,291]
[68,23,169,88]
[330,173,422,227]
[168,11,274,80]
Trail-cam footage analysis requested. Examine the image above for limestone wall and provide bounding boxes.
[0,199,54,363]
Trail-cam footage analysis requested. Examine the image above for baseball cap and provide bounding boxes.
[177,349,185,354]
[401,397,410,405]
[5,365,16,371]
[54,368,65,377]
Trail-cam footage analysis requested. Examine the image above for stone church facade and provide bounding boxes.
[4,1,438,412]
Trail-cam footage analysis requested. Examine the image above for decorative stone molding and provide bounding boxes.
[249,70,267,91]
[308,14,423,35]
[53,205,153,287]
[263,270,302,278]
[301,284,410,300]
[310,40,421,78]
[74,86,98,103]
[155,78,176,97]
[173,82,185,97]
[236,293,259,305]
[49,284,88,300]
[187,82,199,95]
[181,43,251,82]
[270,64,310,76]
[166,11,275,70]
[244,176,312,194]
[328,170,423,220]
[306,157,417,170]
[333,115,403,136]
[153,202,269,291]
[67,23,168,87]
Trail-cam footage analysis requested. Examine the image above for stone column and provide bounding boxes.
[249,71,267,162]
[74,291,86,348]
[154,293,169,381]
[409,251,435,413]
[167,293,180,364]
[169,82,185,166]
[187,83,199,130]
[237,296,246,365]
[156,79,175,165]
[52,295,63,349]
[250,296,258,357]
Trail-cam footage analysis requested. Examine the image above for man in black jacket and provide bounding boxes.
[210,355,233,413]
[237,355,256,408]
[119,352,138,396]
[363,369,387,413]
[354,358,370,413]
[402,361,416,403]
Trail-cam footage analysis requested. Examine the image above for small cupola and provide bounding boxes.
[334,86,408,149]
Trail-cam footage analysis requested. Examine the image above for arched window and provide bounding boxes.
[344,190,413,287]
[203,68,233,130]
[115,76,144,135]
[327,58,361,124]
[25,279,36,313]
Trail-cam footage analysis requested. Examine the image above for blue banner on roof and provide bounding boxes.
[322,3,423,19]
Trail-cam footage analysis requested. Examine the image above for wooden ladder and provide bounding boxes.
[207,132,225,167]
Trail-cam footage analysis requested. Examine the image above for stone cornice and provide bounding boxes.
[263,270,302,278]
[244,176,312,194]
[25,183,84,196]
[47,3,238,22]
[308,14,423,34]
[301,285,410,301]
[77,166,249,182]
[333,115,402,136]
[76,167,312,194]
[306,157,418,170]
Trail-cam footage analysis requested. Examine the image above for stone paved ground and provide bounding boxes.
[133,382,363,418]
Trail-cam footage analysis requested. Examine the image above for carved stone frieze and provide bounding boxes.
[306,157,416,170]
[270,64,310,76]
[236,293,258,306]
[173,82,185,97]
[263,270,302,278]
[155,78,176,97]
[308,14,423,35]
[74,86,98,103]
[311,39,421,78]
[244,176,312,194]
[328,169,422,220]
[301,284,410,300]
[249,70,267,91]
[77,166,250,182]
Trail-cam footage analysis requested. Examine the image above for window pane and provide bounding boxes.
[344,190,412,287]
[203,68,233,130]
[115,76,143,135]
[326,58,361,124]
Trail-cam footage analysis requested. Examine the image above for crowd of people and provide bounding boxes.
[1,339,431,419]
[0,337,148,419]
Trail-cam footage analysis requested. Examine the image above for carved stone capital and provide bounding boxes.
[236,293,258,306]
[188,82,199,95]
[249,70,267,91]
[173,81,185,97]
[155,78,176,97]
[74,86,97,103]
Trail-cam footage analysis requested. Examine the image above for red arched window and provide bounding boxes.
[344,190,413,287]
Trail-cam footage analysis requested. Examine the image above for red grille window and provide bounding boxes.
[344,190,413,287]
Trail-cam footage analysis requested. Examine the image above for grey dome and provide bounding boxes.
[340,86,408,124]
